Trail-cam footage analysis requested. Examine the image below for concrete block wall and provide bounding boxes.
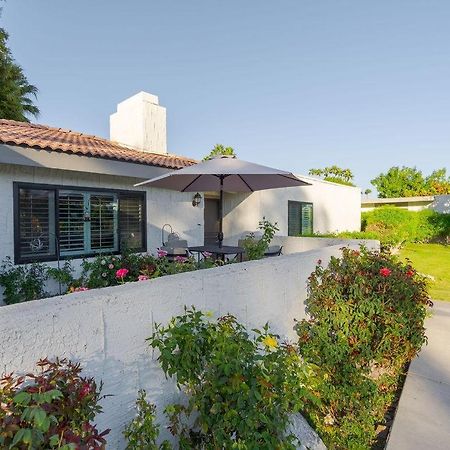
[0,243,367,448]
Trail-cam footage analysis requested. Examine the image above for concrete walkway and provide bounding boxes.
[386,300,450,450]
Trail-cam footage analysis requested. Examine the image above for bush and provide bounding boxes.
[361,206,450,248]
[0,257,48,304]
[0,250,226,303]
[296,247,432,449]
[80,252,202,289]
[47,260,76,293]
[0,358,109,449]
[124,390,171,450]
[148,308,318,449]
[242,218,279,260]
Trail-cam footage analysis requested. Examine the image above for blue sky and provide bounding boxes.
[2,0,449,190]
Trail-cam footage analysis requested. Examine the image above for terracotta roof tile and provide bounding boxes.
[0,119,197,170]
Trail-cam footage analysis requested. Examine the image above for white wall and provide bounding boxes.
[361,202,432,212]
[223,176,361,244]
[430,195,450,214]
[274,236,379,254]
[0,243,368,448]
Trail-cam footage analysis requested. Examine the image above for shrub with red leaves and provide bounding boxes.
[0,358,109,449]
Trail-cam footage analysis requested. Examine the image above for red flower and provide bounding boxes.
[406,269,415,277]
[379,267,392,277]
[79,382,91,398]
[115,268,129,279]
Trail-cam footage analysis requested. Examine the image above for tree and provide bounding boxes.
[371,166,450,198]
[203,144,236,161]
[0,27,39,122]
[308,165,355,186]
[364,188,372,196]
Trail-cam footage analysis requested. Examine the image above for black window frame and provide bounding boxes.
[288,200,314,236]
[13,182,147,264]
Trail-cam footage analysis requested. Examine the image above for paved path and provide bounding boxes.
[386,300,450,450]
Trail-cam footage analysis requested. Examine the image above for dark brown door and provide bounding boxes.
[204,198,219,245]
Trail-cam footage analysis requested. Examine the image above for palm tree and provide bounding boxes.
[0,28,39,122]
[203,144,237,160]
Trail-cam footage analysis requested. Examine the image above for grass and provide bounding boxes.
[399,243,450,301]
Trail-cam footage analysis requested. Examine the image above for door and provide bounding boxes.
[204,198,219,245]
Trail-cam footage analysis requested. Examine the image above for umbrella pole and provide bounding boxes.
[218,176,224,248]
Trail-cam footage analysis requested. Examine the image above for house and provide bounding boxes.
[0,91,361,279]
[361,195,450,214]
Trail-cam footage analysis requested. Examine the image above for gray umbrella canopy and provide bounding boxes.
[136,156,311,246]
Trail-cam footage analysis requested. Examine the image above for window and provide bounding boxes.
[17,188,56,259]
[288,201,313,236]
[14,183,146,263]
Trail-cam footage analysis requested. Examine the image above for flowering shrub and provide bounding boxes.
[0,358,109,449]
[1,249,230,304]
[296,247,432,449]
[148,308,318,449]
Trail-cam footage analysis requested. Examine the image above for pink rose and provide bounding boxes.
[115,268,129,279]
[157,249,168,258]
[74,286,89,292]
[175,255,187,263]
[203,251,213,258]
[138,275,149,281]
[108,263,114,269]
[379,267,392,277]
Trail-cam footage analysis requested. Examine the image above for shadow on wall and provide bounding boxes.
[82,350,179,448]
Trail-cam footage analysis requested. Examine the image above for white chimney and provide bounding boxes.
[110,91,167,154]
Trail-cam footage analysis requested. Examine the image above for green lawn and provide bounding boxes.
[399,243,450,301]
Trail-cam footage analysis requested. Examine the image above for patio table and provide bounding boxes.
[188,245,245,263]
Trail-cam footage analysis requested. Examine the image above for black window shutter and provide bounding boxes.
[288,201,301,236]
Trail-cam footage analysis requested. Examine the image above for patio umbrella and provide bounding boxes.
[136,156,310,247]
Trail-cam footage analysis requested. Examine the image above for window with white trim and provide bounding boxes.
[14,184,146,263]
[288,201,313,236]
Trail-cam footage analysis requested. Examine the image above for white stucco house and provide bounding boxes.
[0,91,360,273]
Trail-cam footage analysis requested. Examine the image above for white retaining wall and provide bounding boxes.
[274,236,380,254]
[0,242,376,448]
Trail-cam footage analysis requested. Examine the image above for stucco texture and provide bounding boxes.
[0,244,372,448]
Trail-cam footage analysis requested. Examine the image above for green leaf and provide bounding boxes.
[11,428,32,447]
[49,434,60,447]
[33,408,47,430]
[13,391,31,405]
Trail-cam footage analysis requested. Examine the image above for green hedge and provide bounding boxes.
[361,207,449,246]
[307,207,449,247]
